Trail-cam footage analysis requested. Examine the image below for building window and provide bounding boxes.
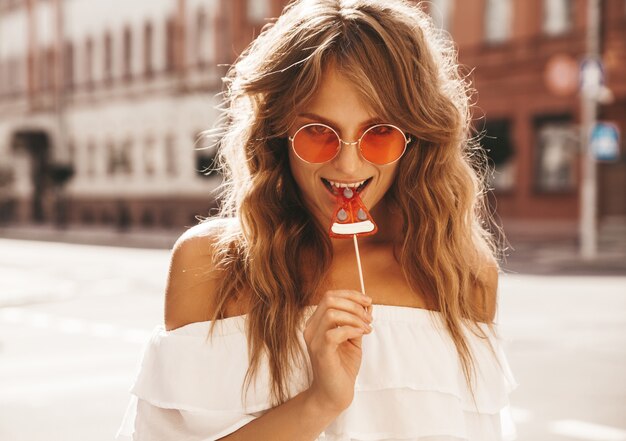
[165,16,176,72]
[63,41,74,91]
[429,0,453,31]
[107,140,132,175]
[120,140,133,174]
[160,209,174,228]
[196,152,216,177]
[87,140,96,176]
[482,119,516,191]
[194,130,217,178]
[107,140,116,175]
[104,31,113,85]
[82,208,95,224]
[165,134,177,176]
[141,209,155,227]
[143,22,153,77]
[533,115,577,193]
[123,26,132,81]
[484,0,512,44]
[195,141,218,178]
[40,47,54,91]
[84,37,93,89]
[247,0,270,23]
[543,0,572,35]
[196,8,207,68]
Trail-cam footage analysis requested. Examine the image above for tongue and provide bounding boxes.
[329,187,378,238]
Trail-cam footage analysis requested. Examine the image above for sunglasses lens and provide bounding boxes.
[292,124,339,163]
[361,125,407,164]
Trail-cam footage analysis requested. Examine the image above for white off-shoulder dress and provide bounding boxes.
[117,304,518,441]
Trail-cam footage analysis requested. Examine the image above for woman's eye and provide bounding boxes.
[370,125,392,135]
[305,125,332,136]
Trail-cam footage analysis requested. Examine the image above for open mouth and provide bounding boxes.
[321,177,373,196]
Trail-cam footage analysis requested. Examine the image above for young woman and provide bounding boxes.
[118,0,517,440]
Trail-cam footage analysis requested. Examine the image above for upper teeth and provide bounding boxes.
[327,179,366,188]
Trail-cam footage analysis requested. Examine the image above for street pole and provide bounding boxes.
[54,0,67,162]
[580,0,601,260]
[54,0,69,227]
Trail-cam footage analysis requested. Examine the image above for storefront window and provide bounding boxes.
[533,115,577,192]
[483,119,516,191]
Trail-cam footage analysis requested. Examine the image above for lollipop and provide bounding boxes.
[329,186,377,313]
[329,186,378,238]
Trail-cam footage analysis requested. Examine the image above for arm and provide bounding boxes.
[219,389,340,441]
[473,256,499,323]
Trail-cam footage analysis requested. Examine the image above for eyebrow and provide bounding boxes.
[297,112,384,129]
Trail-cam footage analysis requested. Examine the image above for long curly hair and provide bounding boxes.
[202,0,501,408]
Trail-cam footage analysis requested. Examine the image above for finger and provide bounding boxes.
[325,326,364,348]
[325,289,373,309]
[307,290,372,332]
[323,296,372,323]
[323,309,373,334]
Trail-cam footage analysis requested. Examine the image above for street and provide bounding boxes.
[0,238,625,441]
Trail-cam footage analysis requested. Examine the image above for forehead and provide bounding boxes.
[298,67,380,129]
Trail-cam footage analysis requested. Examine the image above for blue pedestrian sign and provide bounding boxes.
[591,122,620,161]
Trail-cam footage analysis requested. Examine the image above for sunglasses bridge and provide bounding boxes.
[339,139,359,147]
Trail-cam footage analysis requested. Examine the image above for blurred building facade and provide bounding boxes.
[0,0,625,231]
[0,0,283,229]
[444,0,626,227]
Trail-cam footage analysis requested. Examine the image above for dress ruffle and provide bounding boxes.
[117,305,518,441]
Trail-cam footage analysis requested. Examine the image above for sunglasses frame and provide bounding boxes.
[288,122,411,165]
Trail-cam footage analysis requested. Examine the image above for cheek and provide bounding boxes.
[288,152,315,192]
[379,164,400,191]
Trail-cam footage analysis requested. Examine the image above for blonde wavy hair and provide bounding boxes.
[202,0,501,408]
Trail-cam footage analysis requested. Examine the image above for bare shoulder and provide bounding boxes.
[472,253,499,323]
[164,217,241,331]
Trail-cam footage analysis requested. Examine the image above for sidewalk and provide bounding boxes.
[0,224,183,250]
[1,220,625,276]
[499,217,626,276]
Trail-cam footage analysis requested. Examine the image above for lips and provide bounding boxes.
[320,177,372,196]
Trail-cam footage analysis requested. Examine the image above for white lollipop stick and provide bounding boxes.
[353,234,366,295]
[352,234,371,315]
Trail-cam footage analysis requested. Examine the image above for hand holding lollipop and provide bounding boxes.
[329,186,377,314]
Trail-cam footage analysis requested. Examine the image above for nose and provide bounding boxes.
[331,139,364,174]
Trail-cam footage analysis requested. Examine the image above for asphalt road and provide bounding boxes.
[0,238,624,441]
